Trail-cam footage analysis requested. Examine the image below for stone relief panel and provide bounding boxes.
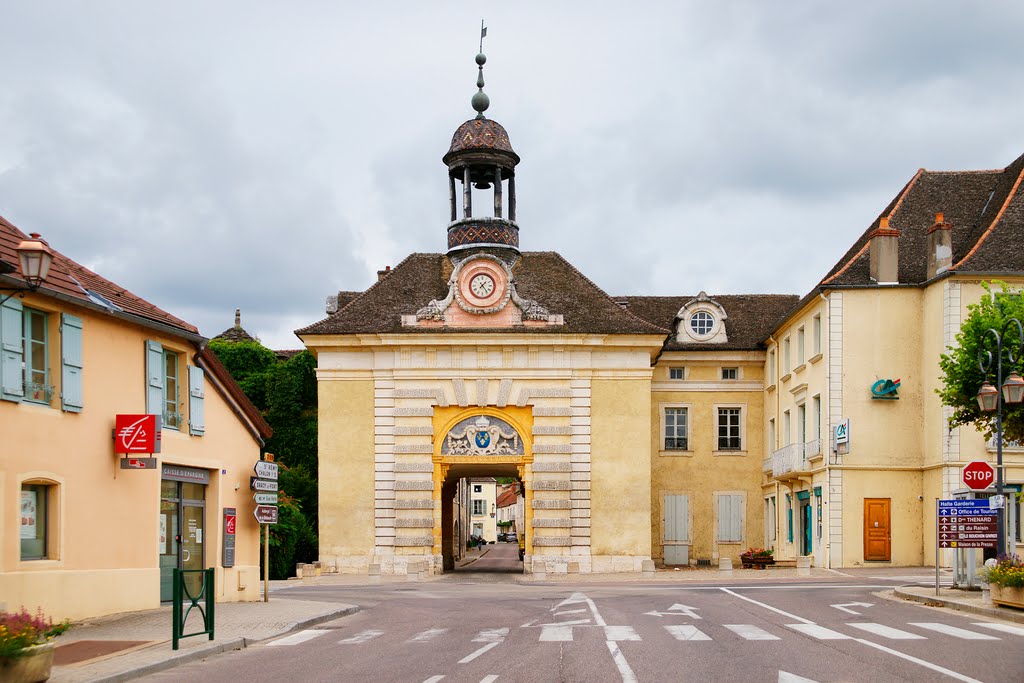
[441,415,524,455]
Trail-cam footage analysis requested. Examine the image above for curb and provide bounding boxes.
[892,587,1024,624]
[87,604,360,683]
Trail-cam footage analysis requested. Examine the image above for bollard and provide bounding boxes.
[295,563,304,579]
[368,563,381,585]
[796,556,811,576]
[641,559,656,578]
[719,557,733,575]
[533,560,547,581]
[567,562,580,574]
[406,560,422,582]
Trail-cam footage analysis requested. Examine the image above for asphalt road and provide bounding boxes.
[142,563,1024,683]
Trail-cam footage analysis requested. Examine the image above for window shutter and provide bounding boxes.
[188,365,205,436]
[730,495,743,542]
[1,297,24,402]
[717,494,742,543]
[145,340,163,415]
[787,494,794,542]
[60,313,84,412]
[664,494,689,542]
[717,495,729,541]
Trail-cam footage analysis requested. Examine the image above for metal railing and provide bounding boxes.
[172,567,214,650]
[771,439,821,477]
[987,436,1024,451]
[23,381,54,403]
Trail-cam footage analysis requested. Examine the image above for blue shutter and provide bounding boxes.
[60,313,83,412]
[145,340,163,415]
[188,365,205,436]
[1,297,24,402]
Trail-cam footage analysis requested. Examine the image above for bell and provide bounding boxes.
[474,181,491,190]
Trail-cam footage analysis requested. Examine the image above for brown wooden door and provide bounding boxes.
[864,498,891,561]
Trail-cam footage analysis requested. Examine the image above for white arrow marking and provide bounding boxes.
[644,603,702,619]
[831,602,873,615]
[779,672,819,683]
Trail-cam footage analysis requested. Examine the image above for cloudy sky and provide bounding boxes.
[1,1,1021,349]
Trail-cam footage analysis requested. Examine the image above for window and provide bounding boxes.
[813,396,821,444]
[721,367,737,380]
[473,484,482,493]
[783,410,791,446]
[716,493,743,543]
[768,419,776,451]
[798,404,807,445]
[813,314,822,355]
[766,496,777,542]
[22,308,51,403]
[664,407,688,450]
[669,367,684,380]
[20,483,53,560]
[783,337,791,374]
[472,499,485,515]
[717,408,742,450]
[163,351,181,429]
[690,311,714,336]
[768,349,776,384]
[797,326,805,365]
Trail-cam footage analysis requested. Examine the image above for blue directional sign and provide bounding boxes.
[938,499,990,516]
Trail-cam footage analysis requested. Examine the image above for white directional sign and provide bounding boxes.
[250,476,279,492]
[643,603,702,619]
[254,461,279,480]
[254,492,279,505]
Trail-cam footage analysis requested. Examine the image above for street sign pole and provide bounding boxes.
[935,499,940,597]
[264,523,270,603]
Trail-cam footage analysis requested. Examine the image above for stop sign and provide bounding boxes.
[962,461,995,491]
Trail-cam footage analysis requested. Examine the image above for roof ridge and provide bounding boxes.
[951,164,1024,270]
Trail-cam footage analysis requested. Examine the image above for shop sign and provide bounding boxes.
[834,419,850,445]
[871,378,901,399]
[223,508,236,568]
[162,464,211,485]
[120,457,157,470]
[114,414,161,453]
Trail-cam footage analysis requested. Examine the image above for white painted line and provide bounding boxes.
[267,629,330,646]
[473,627,509,642]
[665,625,712,641]
[724,624,779,641]
[520,619,537,628]
[479,676,499,683]
[909,623,998,640]
[831,602,873,615]
[852,638,984,683]
[847,623,924,640]
[536,619,591,627]
[458,641,501,664]
[540,625,574,641]
[338,629,384,644]
[555,608,587,616]
[606,641,638,683]
[720,588,814,624]
[408,628,448,643]
[787,624,851,640]
[422,677,445,683]
[972,622,1024,636]
[604,626,640,641]
[554,592,590,609]
[778,672,818,683]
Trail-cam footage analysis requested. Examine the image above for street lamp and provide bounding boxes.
[976,316,1024,557]
[0,233,55,305]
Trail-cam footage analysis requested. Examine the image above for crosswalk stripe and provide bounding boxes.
[422,677,445,683]
[606,641,638,683]
[972,622,1024,637]
[909,623,998,640]
[339,629,384,644]
[724,624,779,641]
[540,625,574,641]
[847,623,924,640]
[665,625,712,641]
[479,677,499,683]
[408,628,448,643]
[604,626,640,641]
[473,628,509,643]
[787,624,850,640]
[459,641,500,664]
[267,629,329,647]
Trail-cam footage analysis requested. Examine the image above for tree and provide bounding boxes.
[938,282,1024,443]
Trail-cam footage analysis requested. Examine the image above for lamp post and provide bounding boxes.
[0,233,54,305]
[976,316,1024,557]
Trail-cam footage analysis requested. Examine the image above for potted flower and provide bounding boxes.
[982,554,1024,609]
[740,547,775,569]
[0,608,71,683]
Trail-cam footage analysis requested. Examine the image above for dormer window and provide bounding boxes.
[690,311,714,336]
[675,291,728,344]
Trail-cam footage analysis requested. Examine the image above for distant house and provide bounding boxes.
[1,217,271,620]
[496,483,524,537]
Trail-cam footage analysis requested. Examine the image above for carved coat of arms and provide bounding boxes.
[443,415,523,455]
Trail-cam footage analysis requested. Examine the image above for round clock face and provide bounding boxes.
[470,273,495,298]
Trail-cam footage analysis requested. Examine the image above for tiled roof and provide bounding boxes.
[274,349,303,361]
[617,295,800,351]
[297,252,670,337]
[214,325,256,343]
[0,215,198,335]
[821,152,1024,287]
[445,118,518,159]
[496,484,519,508]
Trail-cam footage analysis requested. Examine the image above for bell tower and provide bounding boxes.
[443,33,521,258]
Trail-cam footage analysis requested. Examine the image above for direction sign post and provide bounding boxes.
[253,455,278,603]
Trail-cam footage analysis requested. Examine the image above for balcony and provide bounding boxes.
[987,437,1024,452]
[771,440,820,480]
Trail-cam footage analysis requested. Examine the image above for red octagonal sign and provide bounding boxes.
[962,460,995,491]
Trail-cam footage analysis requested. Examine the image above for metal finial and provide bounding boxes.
[234,308,241,327]
[472,20,490,119]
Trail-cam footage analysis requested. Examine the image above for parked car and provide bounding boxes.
[497,532,508,542]
[504,533,518,543]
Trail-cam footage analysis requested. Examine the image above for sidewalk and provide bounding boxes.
[49,594,359,683]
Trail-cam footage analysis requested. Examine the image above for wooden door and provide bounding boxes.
[863,498,891,561]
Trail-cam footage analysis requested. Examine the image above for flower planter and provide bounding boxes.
[740,555,775,570]
[0,641,56,683]
[991,584,1024,610]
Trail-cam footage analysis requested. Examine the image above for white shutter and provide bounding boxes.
[718,494,743,543]
[188,365,205,435]
[664,495,690,542]
[145,340,163,415]
[60,313,84,412]
[1,297,24,402]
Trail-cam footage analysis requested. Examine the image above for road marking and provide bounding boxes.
[606,641,638,683]
[267,629,329,646]
[540,625,574,641]
[852,638,984,683]
[665,625,711,641]
[644,603,702,619]
[719,588,814,624]
[778,672,819,683]
[338,629,384,644]
[473,627,509,642]
[831,602,873,615]
[847,623,924,640]
[479,677,499,683]
[422,677,444,683]
[536,619,591,627]
[972,622,1024,636]
[555,608,587,616]
[556,592,607,626]
[787,624,850,640]
[724,624,779,641]
[604,626,640,641]
[458,641,501,664]
[909,623,998,640]
[408,628,448,643]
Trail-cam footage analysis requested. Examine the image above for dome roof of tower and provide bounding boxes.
[446,118,519,161]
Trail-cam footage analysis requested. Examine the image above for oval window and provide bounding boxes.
[690,311,714,336]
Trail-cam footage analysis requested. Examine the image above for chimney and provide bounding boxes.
[377,265,392,282]
[868,217,901,284]
[926,212,953,279]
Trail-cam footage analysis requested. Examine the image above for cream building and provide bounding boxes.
[1,217,272,620]
[300,50,1024,574]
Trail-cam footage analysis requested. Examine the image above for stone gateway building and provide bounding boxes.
[298,52,1024,575]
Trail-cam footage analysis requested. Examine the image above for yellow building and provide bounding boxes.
[1,217,272,620]
[300,50,1024,574]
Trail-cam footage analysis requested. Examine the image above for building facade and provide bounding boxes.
[1,218,272,619]
[300,51,1024,574]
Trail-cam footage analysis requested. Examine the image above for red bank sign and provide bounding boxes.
[114,414,161,454]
